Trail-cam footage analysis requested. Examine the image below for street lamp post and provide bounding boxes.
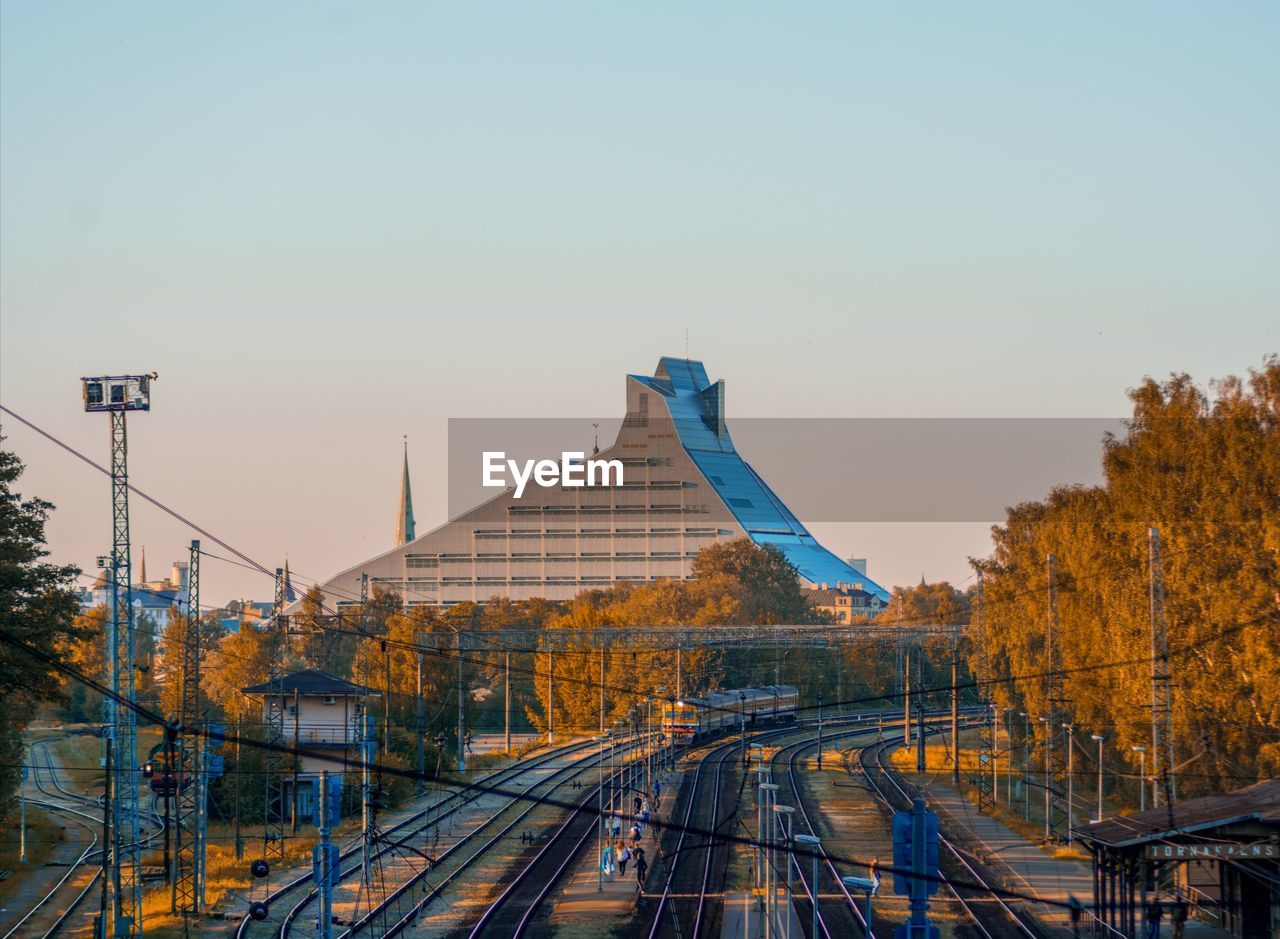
[773,805,796,939]
[759,782,778,930]
[1091,734,1105,823]
[795,833,821,939]
[842,876,876,939]
[739,693,747,767]
[1132,745,1146,812]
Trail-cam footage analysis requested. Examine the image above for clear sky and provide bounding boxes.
[2,3,1276,605]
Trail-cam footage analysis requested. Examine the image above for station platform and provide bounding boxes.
[921,783,1093,932]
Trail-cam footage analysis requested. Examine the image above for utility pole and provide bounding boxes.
[291,688,301,834]
[383,642,392,758]
[1149,527,1175,806]
[416,647,425,796]
[951,649,961,785]
[816,692,823,770]
[316,773,335,939]
[975,571,996,811]
[99,739,112,939]
[82,374,153,938]
[174,539,203,916]
[233,716,243,859]
[361,701,374,886]
[916,703,926,773]
[504,652,511,754]
[456,631,466,773]
[1045,553,1068,841]
[599,644,606,735]
[903,651,912,747]
[1063,723,1075,843]
[547,646,555,745]
[262,567,288,858]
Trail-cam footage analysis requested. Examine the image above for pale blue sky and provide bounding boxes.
[2,3,1276,603]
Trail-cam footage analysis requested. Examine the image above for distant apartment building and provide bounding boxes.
[77,548,190,623]
[802,583,887,623]
[295,357,888,610]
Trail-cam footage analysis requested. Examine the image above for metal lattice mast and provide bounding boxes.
[974,572,996,812]
[173,540,202,915]
[1149,527,1175,805]
[80,376,155,938]
[109,408,143,935]
[262,567,288,858]
[1045,552,1069,841]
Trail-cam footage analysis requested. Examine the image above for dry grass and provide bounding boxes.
[889,743,999,776]
[0,806,66,904]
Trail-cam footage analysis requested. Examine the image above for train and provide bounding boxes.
[660,685,799,739]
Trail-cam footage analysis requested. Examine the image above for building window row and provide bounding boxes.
[507,504,709,516]
[414,552,699,565]
[472,527,725,539]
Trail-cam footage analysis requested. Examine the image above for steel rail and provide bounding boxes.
[860,737,1045,939]
[325,736,637,938]
[234,736,597,939]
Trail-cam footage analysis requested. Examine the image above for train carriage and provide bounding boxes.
[660,684,799,739]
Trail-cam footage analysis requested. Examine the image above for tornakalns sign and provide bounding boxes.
[482,451,624,499]
[1144,841,1277,860]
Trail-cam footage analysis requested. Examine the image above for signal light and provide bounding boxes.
[250,859,270,879]
[249,901,269,921]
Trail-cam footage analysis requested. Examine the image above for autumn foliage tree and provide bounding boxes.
[0,443,86,826]
[974,358,1280,795]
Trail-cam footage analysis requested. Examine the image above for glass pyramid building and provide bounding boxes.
[301,357,888,610]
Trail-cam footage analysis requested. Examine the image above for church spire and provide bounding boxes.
[397,437,416,547]
[283,555,297,603]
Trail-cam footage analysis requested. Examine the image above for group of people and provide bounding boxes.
[600,787,663,891]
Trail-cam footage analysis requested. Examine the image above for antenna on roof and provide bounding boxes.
[592,423,599,456]
[684,327,689,359]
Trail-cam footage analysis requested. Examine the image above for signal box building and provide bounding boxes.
[295,357,888,610]
[242,669,376,821]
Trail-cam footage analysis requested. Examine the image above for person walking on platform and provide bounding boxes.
[654,779,662,807]
[869,857,881,896]
[617,842,631,875]
[1145,901,1164,939]
[634,850,648,892]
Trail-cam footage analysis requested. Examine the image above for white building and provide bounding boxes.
[241,669,377,821]
[295,357,889,609]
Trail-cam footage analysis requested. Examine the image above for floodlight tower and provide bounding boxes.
[81,372,156,938]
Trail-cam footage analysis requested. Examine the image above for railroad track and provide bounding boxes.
[330,735,648,938]
[644,734,739,939]
[5,737,165,939]
[858,736,1046,939]
[236,736,601,939]
[462,733,652,939]
[645,712,902,939]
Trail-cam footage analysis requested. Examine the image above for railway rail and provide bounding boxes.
[858,735,1047,939]
[236,736,601,939]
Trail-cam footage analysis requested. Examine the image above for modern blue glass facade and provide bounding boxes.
[631,357,890,601]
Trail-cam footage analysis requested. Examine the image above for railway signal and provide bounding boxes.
[892,797,939,939]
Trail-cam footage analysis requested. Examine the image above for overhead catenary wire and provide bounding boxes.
[0,623,1268,918]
